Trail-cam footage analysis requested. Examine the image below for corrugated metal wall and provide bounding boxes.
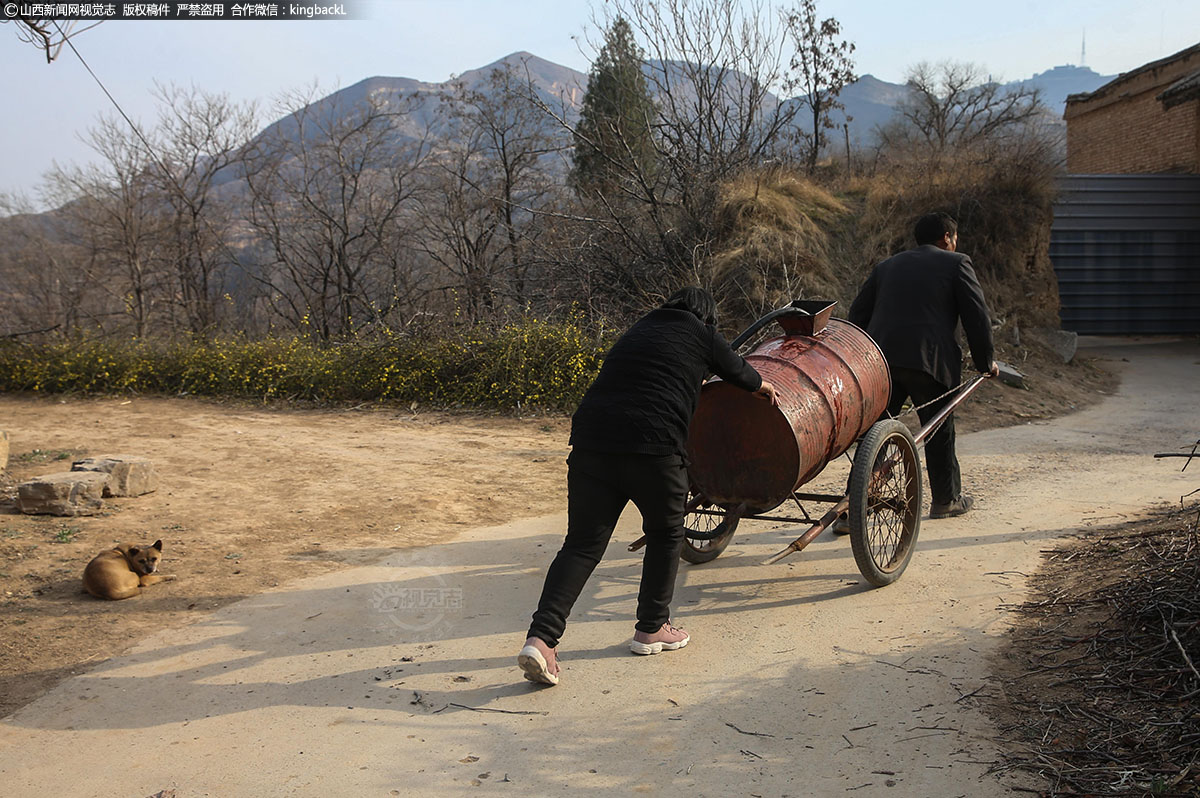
[1050,174,1200,334]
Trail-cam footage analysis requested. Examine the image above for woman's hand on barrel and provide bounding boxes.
[754,380,779,407]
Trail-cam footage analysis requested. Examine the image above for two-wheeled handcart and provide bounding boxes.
[629,299,989,587]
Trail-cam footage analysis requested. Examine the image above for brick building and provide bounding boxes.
[1064,43,1200,174]
[1052,45,1200,334]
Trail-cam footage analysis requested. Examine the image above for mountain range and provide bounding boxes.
[256,51,1114,158]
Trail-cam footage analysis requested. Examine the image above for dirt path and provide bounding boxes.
[0,338,1111,720]
[1,338,1192,797]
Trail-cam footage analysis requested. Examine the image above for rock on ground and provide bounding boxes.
[16,471,108,516]
[1032,328,1079,364]
[71,455,157,497]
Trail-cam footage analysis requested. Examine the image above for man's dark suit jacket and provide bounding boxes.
[848,244,994,388]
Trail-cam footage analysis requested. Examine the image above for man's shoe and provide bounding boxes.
[930,494,975,519]
[831,514,851,535]
[631,622,690,655]
[517,637,560,686]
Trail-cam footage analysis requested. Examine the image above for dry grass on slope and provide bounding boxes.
[706,168,848,320]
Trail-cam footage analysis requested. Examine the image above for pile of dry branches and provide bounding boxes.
[991,507,1200,796]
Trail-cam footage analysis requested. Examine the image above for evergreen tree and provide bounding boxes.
[570,17,658,200]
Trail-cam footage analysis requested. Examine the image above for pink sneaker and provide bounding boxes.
[630,622,690,655]
[517,637,560,686]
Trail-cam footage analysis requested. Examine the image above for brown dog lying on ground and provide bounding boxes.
[83,540,176,600]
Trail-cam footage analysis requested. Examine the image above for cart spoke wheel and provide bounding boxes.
[680,494,739,564]
[848,419,922,587]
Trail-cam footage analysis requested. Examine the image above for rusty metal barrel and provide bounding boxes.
[687,301,890,514]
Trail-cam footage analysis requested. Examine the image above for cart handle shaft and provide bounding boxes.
[763,497,849,565]
[913,375,988,446]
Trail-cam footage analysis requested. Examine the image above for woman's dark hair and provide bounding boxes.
[913,211,958,245]
[662,286,717,325]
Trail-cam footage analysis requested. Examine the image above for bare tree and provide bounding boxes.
[881,61,1048,157]
[3,17,100,63]
[419,63,564,320]
[618,0,799,206]
[417,145,505,323]
[46,116,169,338]
[242,87,430,340]
[25,88,256,340]
[783,0,856,173]
[532,0,804,307]
[150,84,258,336]
[0,193,91,338]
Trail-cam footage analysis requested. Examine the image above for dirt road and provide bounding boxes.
[0,337,1195,797]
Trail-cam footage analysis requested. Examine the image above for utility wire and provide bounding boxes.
[52,20,193,203]
[52,21,262,334]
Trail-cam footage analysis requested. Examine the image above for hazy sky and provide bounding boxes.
[4,0,1198,205]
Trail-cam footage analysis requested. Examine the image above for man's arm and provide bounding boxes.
[954,255,996,374]
[847,268,878,328]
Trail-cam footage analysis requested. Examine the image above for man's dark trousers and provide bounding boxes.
[528,448,688,648]
[888,366,960,506]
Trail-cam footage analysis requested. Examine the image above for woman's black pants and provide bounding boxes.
[527,448,688,648]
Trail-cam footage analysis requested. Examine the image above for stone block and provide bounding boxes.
[71,455,158,497]
[995,361,1028,389]
[17,471,108,516]
[0,430,8,471]
[1032,327,1078,364]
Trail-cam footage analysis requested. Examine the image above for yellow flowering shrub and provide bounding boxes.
[0,318,609,411]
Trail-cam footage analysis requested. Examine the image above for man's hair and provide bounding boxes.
[662,286,717,326]
[913,212,958,245]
